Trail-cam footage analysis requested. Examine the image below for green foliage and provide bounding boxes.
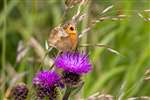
[0,0,150,99]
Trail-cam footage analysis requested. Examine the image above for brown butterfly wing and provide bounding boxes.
[56,37,73,51]
[48,27,71,51]
[48,27,61,47]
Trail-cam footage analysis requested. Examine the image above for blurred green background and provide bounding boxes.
[0,0,150,99]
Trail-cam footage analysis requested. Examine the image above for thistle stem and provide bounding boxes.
[63,87,72,100]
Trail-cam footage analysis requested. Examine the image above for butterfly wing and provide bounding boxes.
[48,27,69,49]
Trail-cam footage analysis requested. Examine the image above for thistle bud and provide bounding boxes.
[11,83,28,100]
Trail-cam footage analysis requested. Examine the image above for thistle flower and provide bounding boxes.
[32,71,61,99]
[11,83,28,100]
[55,52,92,74]
[54,52,92,88]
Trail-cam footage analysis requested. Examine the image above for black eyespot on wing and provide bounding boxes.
[70,26,74,31]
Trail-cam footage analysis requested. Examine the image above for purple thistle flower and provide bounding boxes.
[32,70,61,99]
[54,52,92,74]
[33,71,60,88]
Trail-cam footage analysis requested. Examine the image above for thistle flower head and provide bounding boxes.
[11,83,28,100]
[33,70,60,88]
[32,70,61,99]
[54,52,92,74]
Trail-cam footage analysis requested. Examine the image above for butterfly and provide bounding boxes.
[48,21,78,52]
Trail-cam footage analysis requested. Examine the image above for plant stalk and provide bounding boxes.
[63,87,72,100]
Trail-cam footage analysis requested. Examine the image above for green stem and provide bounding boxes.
[1,0,7,98]
[63,87,72,100]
